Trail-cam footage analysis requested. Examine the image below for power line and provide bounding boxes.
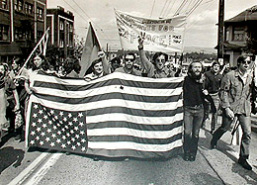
[150,0,156,18]
[66,0,111,42]
[159,0,169,18]
[174,0,188,15]
[163,0,177,17]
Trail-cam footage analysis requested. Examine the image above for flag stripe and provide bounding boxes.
[86,146,182,159]
[87,120,183,131]
[32,85,183,99]
[33,77,183,90]
[87,139,182,152]
[34,93,182,104]
[87,126,182,140]
[29,95,183,112]
[86,113,183,125]
[87,134,182,145]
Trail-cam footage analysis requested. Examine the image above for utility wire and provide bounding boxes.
[163,0,177,17]
[187,0,205,17]
[150,0,156,18]
[159,0,169,18]
[68,0,111,42]
[174,0,188,15]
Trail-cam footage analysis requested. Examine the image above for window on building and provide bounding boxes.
[233,26,245,41]
[60,21,64,31]
[37,7,43,19]
[14,0,23,11]
[225,28,229,42]
[25,2,33,14]
[14,27,24,40]
[0,24,9,41]
[60,40,64,48]
[0,0,8,10]
[18,0,23,11]
[69,24,73,33]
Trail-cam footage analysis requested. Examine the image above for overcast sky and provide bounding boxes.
[47,0,257,51]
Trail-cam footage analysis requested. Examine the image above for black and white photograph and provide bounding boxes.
[0,0,257,184]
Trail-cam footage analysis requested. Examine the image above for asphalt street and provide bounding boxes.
[0,119,257,185]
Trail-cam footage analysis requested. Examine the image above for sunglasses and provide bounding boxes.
[125,58,134,62]
[156,59,165,63]
[241,60,251,65]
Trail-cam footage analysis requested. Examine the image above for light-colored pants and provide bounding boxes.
[0,88,7,130]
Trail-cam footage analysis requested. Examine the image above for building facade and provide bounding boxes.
[223,6,257,66]
[0,0,46,62]
[47,6,74,58]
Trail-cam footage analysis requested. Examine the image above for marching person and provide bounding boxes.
[183,61,215,161]
[0,63,20,142]
[110,57,121,73]
[210,55,256,170]
[138,33,170,78]
[84,51,109,82]
[115,52,142,76]
[204,61,223,133]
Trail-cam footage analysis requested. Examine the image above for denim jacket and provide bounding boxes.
[220,69,253,116]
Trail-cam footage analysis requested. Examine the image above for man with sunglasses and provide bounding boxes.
[210,55,256,170]
[115,52,142,76]
[138,34,171,78]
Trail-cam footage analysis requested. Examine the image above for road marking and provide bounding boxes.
[24,153,62,185]
[8,152,49,185]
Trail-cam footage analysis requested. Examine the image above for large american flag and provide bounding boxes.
[26,72,184,159]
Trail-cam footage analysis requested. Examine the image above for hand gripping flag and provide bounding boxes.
[26,72,184,159]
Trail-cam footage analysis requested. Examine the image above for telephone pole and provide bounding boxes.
[217,0,225,60]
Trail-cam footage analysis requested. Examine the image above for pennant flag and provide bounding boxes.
[26,72,184,159]
[115,10,187,53]
[79,22,101,77]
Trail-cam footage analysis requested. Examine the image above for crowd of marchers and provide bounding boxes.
[0,34,256,171]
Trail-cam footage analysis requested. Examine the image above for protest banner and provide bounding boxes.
[115,10,187,53]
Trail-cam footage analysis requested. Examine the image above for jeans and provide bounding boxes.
[211,112,251,159]
[210,93,220,132]
[183,105,205,157]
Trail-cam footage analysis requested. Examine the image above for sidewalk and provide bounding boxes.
[199,119,257,185]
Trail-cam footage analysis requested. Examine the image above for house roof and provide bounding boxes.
[225,5,257,23]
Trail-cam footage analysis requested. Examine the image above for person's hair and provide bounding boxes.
[63,57,74,74]
[0,62,8,72]
[31,54,50,71]
[111,57,121,64]
[188,61,204,74]
[73,57,81,74]
[85,57,103,75]
[124,52,136,61]
[152,52,168,66]
[237,54,255,66]
[212,61,220,67]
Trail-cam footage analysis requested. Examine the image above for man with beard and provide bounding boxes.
[0,63,20,141]
[204,61,223,133]
[115,52,142,76]
[210,55,256,170]
[183,61,214,161]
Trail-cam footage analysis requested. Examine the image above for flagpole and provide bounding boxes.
[17,27,50,76]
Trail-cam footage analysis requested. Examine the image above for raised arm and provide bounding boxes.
[138,33,154,75]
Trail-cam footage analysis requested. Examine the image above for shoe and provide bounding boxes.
[183,153,190,161]
[15,134,21,141]
[189,154,196,161]
[210,139,217,149]
[238,158,252,170]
